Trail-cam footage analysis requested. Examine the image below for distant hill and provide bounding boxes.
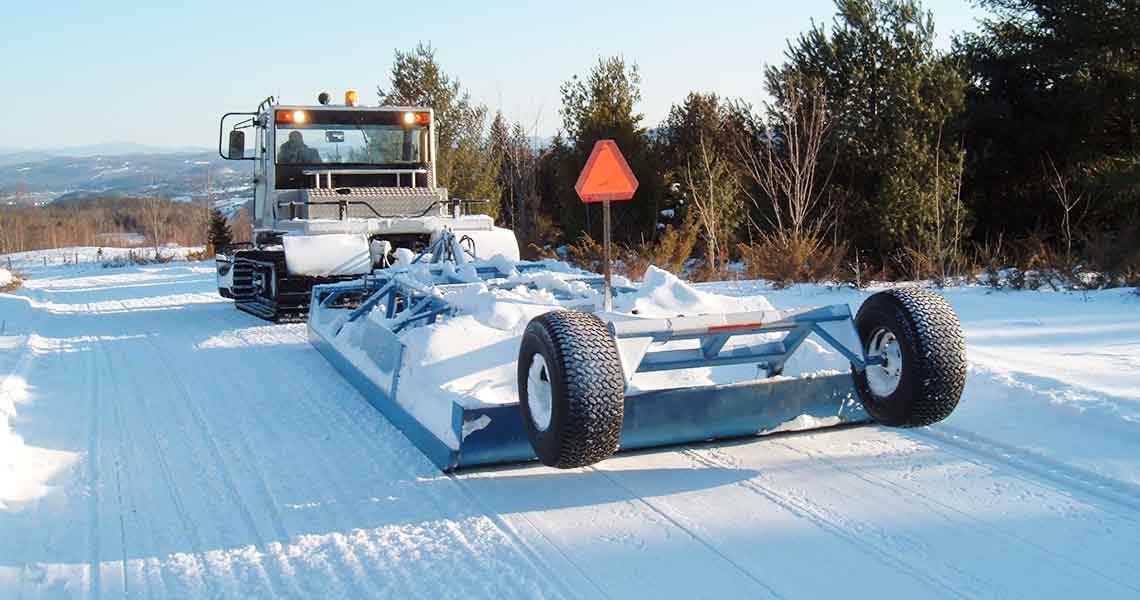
[0,150,252,208]
[51,190,129,204]
[0,143,210,165]
[0,151,58,167]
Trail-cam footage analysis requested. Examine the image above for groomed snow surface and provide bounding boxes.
[2,252,1140,598]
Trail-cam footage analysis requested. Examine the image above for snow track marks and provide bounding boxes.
[4,263,1140,599]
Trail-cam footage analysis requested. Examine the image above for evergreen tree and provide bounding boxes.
[956,0,1140,240]
[535,133,574,244]
[488,111,513,226]
[657,92,747,267]
[207,208,232,253]
[659,93,731,179]
[771,0,967,261]
[379,43,501,219]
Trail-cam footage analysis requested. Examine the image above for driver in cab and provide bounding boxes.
[278,131,321,163]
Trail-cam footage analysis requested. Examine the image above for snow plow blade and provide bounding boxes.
[309,313,865,471]
[459,375,864,469]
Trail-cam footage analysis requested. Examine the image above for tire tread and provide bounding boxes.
[854,287,967,427]
[525,310,625,468]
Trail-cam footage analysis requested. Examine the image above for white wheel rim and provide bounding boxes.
[527,355,553,431]
[866,328,903,397]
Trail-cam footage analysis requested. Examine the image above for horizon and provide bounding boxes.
[3,0,983,151]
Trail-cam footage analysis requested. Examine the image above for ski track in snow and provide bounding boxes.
[1,259,1139,598]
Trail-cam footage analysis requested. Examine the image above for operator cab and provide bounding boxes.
[271,106,433,190]
[220,91,443,229]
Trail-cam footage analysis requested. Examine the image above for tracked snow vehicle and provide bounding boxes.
[216,91,517,320]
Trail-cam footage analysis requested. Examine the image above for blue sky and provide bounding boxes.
[1,0,984,150]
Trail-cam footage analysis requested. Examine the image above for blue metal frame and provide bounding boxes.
[413,229,477,265]
[309,306,868,471]
[308,234,873,471]
[609,305,882,378]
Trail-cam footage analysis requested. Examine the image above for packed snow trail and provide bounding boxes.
[0,265,580,599]
[2,258,1139,599]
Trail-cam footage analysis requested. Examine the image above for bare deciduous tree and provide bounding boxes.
[931,122,967,283]
[1044,154,1084,264]
[499,121,541,241]
[142,196,168,258]
[735,74,835,245]
[682,135,743,270]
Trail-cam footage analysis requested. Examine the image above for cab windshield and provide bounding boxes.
[276,123,427,165]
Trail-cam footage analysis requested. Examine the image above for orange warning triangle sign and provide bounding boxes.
[575,140,639,203]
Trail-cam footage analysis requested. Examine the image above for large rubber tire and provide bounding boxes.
[852,287,967,427]
[517,310,626,468]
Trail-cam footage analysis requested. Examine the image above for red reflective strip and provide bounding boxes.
[707,322,762,333]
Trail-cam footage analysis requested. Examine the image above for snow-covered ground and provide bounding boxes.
[4,246,205,272]
[2,253,1139,599]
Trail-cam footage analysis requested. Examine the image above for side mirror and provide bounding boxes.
[227,130,246,159]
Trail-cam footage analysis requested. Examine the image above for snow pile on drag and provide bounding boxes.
[342,263,849,447]
[396,285,560,413]
[616,266,776,316]
[612,267,848,392]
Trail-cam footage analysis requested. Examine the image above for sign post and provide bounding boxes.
[603,196,612,310]
[574,140,639,312]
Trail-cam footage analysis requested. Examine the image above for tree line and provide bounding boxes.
[405,0,1138,287]
[0,197,213,255]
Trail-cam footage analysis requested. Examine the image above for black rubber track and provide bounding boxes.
[231,249,355,322]
[517,310,626,468]
[852,287,967,427]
